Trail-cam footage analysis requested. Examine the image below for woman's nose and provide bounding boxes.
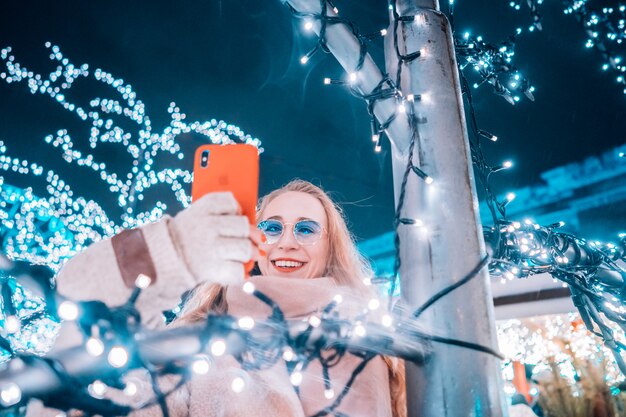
[276,226,299,249]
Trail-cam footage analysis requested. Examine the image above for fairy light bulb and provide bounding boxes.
[503,160,513,169]
[324,388,335,399]
[382,314,393,327]
[283,347,295,361]
[308,315,321,328]
[242,282,255,294]
[86,337,105,357]
[88,380,107,398]
[300,56,309,64]
[349,72,358,83]
[58,300,79,321]
[210,339,227,357]
[303,20,314,31]
[290,371,303,386]
[237,316,255,330]
[414,14,426,25]
[354,323,367,337]
[4,315,20,334]
[397,103,406,113]
[333,294,343,304]
[108,346,129,368]
[192,356,211,375]
[506,192,516,202]
[134,273,152,289]
[0,383,21,407]
[324,77,331,85]
[124,381,138,397]
[231,377,246,393]
[368,298,381,310]
[380,29,388,36]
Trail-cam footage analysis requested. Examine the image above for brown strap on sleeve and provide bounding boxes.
[111,228,158,288]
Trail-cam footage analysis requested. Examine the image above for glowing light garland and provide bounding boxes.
[511,0,626,95]
[487,219,626,373]
[455,31,535,105]
[0,257,427,415]
[497,313,626,386]
[0,43,262,268]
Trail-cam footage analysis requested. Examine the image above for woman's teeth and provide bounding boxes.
[274,260,304,268]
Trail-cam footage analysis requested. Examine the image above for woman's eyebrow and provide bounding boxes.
[266,215,283,220]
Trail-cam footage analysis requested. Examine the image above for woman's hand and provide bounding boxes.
[169,192,264,285]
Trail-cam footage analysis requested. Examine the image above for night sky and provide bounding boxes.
[0,0,624,241]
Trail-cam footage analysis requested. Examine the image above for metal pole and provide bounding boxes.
[280,1,505,414]
[384,1,507,416]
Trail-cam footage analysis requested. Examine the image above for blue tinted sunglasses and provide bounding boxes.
[257,219,325,245]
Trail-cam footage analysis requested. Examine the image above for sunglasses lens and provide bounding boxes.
[258,220,283,244]
[294,221,323,245]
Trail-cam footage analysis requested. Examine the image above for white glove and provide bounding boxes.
[168,192,253,286]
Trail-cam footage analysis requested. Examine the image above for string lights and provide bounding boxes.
[487,219,626,373]
[0,0,624,414]
[0,44,262,268]
[510,0,626,95]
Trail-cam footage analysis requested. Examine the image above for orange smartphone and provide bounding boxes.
[192,144,259,274]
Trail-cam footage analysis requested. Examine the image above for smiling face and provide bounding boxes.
[257,191,330,279]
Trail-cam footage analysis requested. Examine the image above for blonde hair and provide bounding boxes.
[177,179,406,417]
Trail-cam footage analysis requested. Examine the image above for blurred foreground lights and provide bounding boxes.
[192,357,211,375]
[86,337,105,357]
[58,300,79,321]
[123,381,138,397]
[368,298,381,310]
[108,346,129,368]
[308,315,321,328]
[0,383,21,407]
[354,323,367,337]
[282,348,295,362]
[88,380,107,398]
[242,282,255,294]
[238,316,255,330]
[4,315,20,334]
[135,273,152,289]
[290,371,303,386]
[231,377,246,393]
[324,388,335,399]
[382,314,393,327]
[211,339,227,357]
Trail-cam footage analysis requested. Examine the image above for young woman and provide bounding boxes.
[30,180,406,417]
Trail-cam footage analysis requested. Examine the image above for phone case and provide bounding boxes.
[192,144,259,275]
